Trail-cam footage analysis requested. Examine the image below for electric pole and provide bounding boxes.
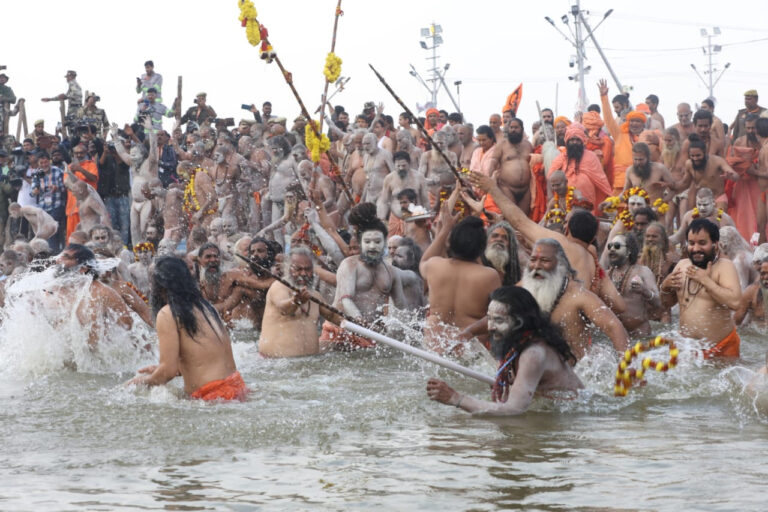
[690,27,730,98]
[545,3,622,111]
[408,22,460,112]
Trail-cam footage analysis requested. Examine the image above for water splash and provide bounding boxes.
[0,268,155,379]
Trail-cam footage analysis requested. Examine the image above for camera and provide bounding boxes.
[31,169,45,180]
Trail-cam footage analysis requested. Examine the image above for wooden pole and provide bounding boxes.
[318,0,343,134]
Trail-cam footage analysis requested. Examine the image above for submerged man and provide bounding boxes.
[427,286,583,415]
[128,257,248,401]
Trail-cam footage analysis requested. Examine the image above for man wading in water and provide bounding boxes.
[127,257,248,401]
[427,286,583,415]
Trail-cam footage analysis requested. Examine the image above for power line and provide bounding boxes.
[588,36,768,54]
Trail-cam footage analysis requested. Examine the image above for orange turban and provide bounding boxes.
[582,111,603,133]
[626,111,647,123]
[554,116,572,127]
[424,108,441,131]
[564,122,587,144]
[635,103,651,115]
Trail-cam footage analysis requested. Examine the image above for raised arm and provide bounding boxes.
[598,79,620,139]
[110,124,132,166]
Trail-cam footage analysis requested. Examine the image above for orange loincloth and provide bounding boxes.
[189,371,249,401]
[701,329,740,359]
[320,320,375,350]
[388,213,405,237]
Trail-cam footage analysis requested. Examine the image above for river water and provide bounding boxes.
[2,270,768,511]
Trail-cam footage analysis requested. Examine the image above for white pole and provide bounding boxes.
[341,320,495,385]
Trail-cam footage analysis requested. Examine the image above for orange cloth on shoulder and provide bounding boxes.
[320,321,375,350]
[701,329,740,359]
[190,371,249,401]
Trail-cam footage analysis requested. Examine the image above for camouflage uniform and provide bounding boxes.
[76,105,109,133]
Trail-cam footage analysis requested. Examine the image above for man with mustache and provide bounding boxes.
[735,260,768,328]
[487,117,533,214]
[482,220,523,286]
[605,233,660,337]
[639,222,679,323]
[258,247,343,357]
[322,202,406,349]
[661,218,742,358]
[376,151,429,235]
[520,238,629,360]
[426,286,583,416]
[673,136,740,212]
[622,142,675,203]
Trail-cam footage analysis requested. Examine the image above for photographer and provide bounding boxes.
[156,130,178,187]
[134,87,175,132]
[180,92,216,127]
[30,151,66,253]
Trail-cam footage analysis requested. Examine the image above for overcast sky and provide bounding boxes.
[3,0,766,135]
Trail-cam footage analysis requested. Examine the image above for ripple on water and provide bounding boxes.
[2,289,768,510]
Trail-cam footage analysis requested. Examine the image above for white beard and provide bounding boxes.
[520,264,568,314]
[484,245,509,272]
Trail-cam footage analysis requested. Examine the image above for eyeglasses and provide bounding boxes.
[607,242,625,250]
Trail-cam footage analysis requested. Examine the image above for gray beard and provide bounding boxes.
[200,266,221,284]
[360,252,384,266]
[485,245,509,272]
[520,264,568,314]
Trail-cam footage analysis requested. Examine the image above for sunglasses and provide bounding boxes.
[607,242,625,250]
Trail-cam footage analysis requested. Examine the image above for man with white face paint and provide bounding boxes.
[670,187,734,246]
[360,132,395,205]
[606,233,660,337]
[266,135,298,238]
[321,203,406,349]
[419,129,458,202]
[377,151,429,233]
[520,238,629,360]
[211,135,249,222]
[427,286,582,415]
[395,130,423,170]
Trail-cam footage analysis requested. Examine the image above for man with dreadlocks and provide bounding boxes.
[321,202,406,349]
[426,286,583,415]
[128,256,247,401]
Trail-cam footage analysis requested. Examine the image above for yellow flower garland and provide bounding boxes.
[692,207,723,221]
[183,168,217,215]
[602,195,621,213]
[238,0,261,47]
[653,198,670,215]
[544,207,565,225]
[305,121,331,163]
[622,186,649,203]
[553,186,576,212]
[323,52,342,83]
[133,242,156,261]
[614,336,678,397]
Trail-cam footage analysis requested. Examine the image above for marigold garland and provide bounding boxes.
[183,168,217,215]
[553,186,576,212]
[305,121,331,163]
[622,186,649,203]
[544,207,565,225]
[692,207,723,221]
[125,281,149,305]
[653,197,669,215]
[602,195,621,213]
[323,52,342,83]
[238,0,261,47]
[133,242,156,261]
[615,209,634,230]
[614,336,679,396]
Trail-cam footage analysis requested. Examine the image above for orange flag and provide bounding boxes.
[502,84,523,116]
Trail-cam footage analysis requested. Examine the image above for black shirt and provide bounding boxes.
[97,152,131,198]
